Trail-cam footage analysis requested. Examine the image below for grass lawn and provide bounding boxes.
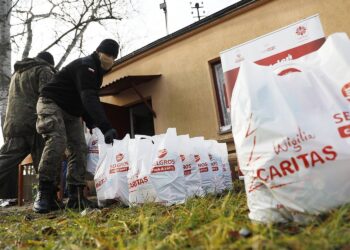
[0,181,349,250]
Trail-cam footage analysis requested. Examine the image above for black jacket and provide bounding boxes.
[40,52,112,133]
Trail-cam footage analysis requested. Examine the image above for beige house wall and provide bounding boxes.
[101,0,350,140]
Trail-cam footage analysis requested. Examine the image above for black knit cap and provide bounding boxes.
[36,51,55,66]
[96,39,119,59]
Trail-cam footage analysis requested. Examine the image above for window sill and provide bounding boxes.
[218,125,231,135]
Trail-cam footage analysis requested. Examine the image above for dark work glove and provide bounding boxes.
[104,128,117,144]
[88,126,96,135]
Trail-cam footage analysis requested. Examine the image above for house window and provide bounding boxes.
[212,61,231,132]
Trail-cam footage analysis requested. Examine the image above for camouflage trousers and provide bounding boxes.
[36,97,87,186]
[0,135,44,199]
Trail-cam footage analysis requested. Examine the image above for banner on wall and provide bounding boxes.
[220,14,325,108]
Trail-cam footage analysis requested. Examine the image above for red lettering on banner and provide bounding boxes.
[224,38,326,107]
[256,145,337,183]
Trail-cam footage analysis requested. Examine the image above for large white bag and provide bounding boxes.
[128,137,158,205]
[231,33,350,223]
[94,134,130,206]
[149,128,186,205]
[86,128,104,176]
[218,143,233,191]
[207,140,225,194]
[178,135,204,198]
[191,137,215,194]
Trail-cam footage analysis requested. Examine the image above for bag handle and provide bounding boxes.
[272,61,303,76]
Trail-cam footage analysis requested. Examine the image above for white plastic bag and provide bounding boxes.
[218,143,233,191]
[231,33,350,223]
[191,137,215,194]
[178,135,204,198]
[149,128,186,205]
[86,128,104,176]
[207,140,225,194]
[94,134,130,206]
[128,137,158,205]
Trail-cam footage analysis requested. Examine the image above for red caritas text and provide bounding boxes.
[129,176,149,189]
[257,145,337,182]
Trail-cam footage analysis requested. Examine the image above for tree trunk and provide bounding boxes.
[0,0,12,127]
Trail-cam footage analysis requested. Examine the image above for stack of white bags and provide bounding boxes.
[85,128,233,207]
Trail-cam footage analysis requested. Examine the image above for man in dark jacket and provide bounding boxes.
[0,52,55,199]
[34,39,119,213]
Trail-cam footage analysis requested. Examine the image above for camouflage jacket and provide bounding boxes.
[3,58,55,137]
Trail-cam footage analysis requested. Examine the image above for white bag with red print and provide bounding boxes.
[231,33,350,223]
[207,140,225,194]
[94,134,130,207]
[86,128,104,175]
[191,137,215,194]
[128,137,158,205]
[218,143,234,191]
[178,135,204,198]
[150,128,186,205]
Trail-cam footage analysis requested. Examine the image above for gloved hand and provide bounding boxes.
[87,125,96,135]
[104,128,117,144]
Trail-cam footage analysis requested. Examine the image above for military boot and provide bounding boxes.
[66,185,97,210]
[33,181,54,213]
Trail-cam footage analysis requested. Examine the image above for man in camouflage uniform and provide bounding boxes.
[34,39,119,213]
[0,52,55,199]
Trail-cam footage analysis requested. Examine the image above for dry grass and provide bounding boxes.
[0,181,349,250]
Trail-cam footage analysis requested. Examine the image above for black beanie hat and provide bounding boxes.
[96,39,119,59]
[36,51,55,66]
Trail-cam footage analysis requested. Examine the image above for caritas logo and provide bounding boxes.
[341,82,350,102]
[116,153,124,162]
[295,25,307,36]
[194,155,201,163]
[158,149,167,159]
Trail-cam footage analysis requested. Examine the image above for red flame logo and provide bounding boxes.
[341,82,350,102]
[296,26,307,36]
[158,149,167,158]
[194,155,200,163]
[116,153,124,162]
